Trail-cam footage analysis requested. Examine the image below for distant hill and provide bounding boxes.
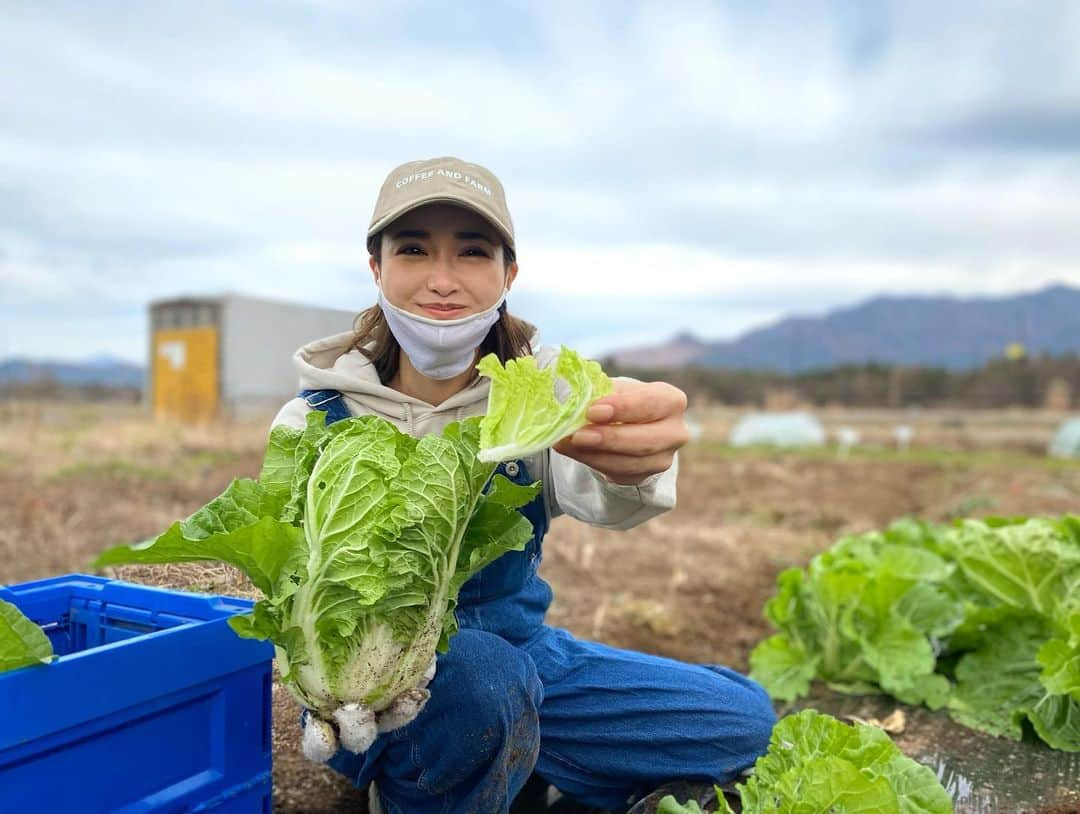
[0,355,144,389]
[610,284,1080,372]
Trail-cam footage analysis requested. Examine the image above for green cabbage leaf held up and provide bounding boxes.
[477,348,611,462]
[86,348,610,718]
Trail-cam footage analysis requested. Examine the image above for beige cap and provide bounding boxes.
[368,156,515,249]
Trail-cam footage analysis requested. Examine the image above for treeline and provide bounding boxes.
[5,355,1080,410]
[603,354,1080,409]
[0,379,142,403]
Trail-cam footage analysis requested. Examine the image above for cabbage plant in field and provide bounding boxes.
[750,516,1080,752]
[76,347,610,754]
[657,709,953,814]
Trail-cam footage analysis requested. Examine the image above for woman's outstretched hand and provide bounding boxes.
[554,380,689,485]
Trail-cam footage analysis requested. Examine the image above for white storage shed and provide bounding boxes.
[149,293,358,421]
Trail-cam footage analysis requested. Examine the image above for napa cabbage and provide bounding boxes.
[90,347,611,725]
[658,710,953,814]
[750,515,1080,752]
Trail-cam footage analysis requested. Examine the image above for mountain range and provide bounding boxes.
[608,283,1080,372]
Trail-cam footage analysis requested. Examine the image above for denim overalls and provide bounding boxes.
[299,389,775,814]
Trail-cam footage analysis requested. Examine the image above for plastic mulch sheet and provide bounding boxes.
[787,688,1080,814]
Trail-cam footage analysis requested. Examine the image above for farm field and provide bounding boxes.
[1,400,1078,813]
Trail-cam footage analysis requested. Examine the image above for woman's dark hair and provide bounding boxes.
[351,230,533,384]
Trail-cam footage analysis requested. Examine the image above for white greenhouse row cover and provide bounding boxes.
[1049,416,1080,458]
[729,412,826,448]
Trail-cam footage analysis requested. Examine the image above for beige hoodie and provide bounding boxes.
[271,331,677,531]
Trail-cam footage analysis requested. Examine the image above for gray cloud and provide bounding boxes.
[917,106,1080,153]
[3,1,1080,362]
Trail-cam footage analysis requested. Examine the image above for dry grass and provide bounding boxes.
[0,399,270,480]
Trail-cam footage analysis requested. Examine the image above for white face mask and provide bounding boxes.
[377,281,507,380]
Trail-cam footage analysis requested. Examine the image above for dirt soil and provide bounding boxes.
[2,404,1079,812]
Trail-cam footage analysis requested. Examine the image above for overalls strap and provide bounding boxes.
[298,388,352,425]
[453,457,553,639]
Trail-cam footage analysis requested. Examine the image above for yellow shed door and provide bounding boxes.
[152,326,219,423]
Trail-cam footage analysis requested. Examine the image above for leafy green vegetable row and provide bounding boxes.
[750,516,1080,751]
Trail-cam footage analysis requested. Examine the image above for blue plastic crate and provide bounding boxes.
[0,574,275,814]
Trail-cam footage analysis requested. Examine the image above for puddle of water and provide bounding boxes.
[786,689,1080,813]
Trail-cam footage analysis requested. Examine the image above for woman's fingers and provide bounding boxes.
[334,703,378,753]
[554,447,676,485]
[301,712,340,763]
[587,381,688,425]
[566,417,690,457]
[375,687,431,734]
[554,379,689,484]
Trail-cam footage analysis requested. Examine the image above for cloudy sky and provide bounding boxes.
[3,1,1080,363]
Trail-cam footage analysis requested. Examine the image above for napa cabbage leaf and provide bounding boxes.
[0,599,54,672]
[477,346,612,463]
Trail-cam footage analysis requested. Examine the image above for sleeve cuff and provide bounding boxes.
[594,467,666,494]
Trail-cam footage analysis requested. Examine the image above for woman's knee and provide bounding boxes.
[405,629,542,791]
[742,679,778,756]
[706,666,776,767]
[436,628,544,717]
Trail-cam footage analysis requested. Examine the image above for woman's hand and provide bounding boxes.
[553,380,689,485]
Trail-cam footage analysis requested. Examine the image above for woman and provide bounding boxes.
[272,157,775,814]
